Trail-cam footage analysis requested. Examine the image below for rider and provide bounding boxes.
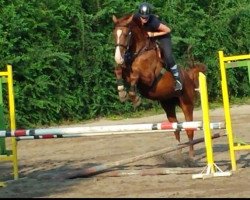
[133,2,182,91]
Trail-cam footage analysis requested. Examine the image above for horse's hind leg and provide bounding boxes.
[160,101,181,152]
[180,103,195,158]
[114,65,128,102]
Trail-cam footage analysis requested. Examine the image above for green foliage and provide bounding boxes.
[0,0,249,128]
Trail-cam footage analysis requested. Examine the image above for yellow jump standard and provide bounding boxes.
[192,73,232,179]
[219,51,250,171]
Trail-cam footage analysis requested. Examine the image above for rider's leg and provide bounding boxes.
[158,36,182,91]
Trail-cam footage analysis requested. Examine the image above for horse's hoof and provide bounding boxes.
[133,96,141,108]
[117,85,124,91]
[118,90,128,102]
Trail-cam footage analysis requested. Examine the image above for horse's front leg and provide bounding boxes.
[114,65,128,102]
[128,69,141,107]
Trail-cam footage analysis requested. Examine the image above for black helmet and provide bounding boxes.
[138,2,152,19]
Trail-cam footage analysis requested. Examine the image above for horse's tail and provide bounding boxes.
[187,62,207,89]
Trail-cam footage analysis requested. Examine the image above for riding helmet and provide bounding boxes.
[138,2,152,19]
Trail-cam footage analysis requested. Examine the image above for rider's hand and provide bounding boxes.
[147,32,154,37]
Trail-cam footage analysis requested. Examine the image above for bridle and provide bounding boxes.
[114,25,132,51]
[114,23,156,67]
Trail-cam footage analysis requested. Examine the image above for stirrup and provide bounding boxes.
[175,80,182,91]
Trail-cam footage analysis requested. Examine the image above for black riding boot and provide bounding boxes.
[170,64,182,91]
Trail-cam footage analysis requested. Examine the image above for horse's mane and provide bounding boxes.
[131,15,150,39]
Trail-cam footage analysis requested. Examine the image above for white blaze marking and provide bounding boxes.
[115,29,124,64]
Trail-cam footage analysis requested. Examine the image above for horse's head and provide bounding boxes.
[112,14,152,66]
[112,14,134,65]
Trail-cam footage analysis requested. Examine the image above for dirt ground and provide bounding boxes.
[0,104,249,198]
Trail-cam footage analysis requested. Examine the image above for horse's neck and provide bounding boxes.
[133,29,151,52]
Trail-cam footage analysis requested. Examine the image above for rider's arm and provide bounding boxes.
[148,23,171,37]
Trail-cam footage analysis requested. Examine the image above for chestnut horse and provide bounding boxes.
[112,14,206,157]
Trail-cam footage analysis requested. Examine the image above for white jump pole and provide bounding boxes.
[0,121,225,138]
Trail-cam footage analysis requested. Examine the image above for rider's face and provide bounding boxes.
[140,16,149,24]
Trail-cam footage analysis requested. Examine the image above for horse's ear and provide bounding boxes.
[128,14,133,23]
[112,15,118,23]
